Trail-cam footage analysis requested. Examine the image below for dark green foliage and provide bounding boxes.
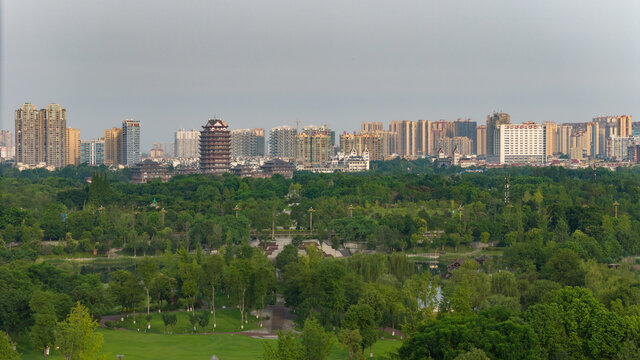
[396,313,541,360]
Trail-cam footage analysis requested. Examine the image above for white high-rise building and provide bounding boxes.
[174,129,200,158]
[498,123,547,164]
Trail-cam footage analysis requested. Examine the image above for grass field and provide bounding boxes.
[108,308,260,334]
[19,329,401,360]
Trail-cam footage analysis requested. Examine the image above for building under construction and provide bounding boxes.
[200,118,231,173]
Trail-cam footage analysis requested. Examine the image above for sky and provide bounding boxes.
[1,0,639,150]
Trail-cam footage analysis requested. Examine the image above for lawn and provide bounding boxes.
[108,308,260,334]
[19,329,401,360]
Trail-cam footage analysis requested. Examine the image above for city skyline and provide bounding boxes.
[2,1,638,150]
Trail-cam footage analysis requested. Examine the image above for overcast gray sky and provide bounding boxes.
[2,0,639,150]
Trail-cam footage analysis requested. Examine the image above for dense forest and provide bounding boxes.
[2,160,640,359]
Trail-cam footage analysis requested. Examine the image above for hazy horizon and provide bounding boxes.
[2,0,639,150]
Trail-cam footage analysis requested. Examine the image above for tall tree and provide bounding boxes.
[0,330,19,360]
[29,292,57,360]
[55,303,104,360]
[202,254,224,330]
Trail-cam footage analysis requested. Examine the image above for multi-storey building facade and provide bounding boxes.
[498,123,546,164]
[476,125,487,156]
[454,119,477,153]
[0,130,14,161]
[80,139,105,165]
[389,120,417,156]
[122,119,141,165]
[174,129,200,158]
[542,122,557,156]
[42,104,67,168]
[556,125,572,155]
[434,136,474,156]
[569,132,589,160]
[15,103,42,165]
[361,121,383,132]
[230,128,265,158]
[339,132,383,161]
[104,127,122,166]
[486,112,511,159]
[200,118,231,173]
[15,103,67,167]
[66,127,81,166]
[0,130,12,148]
[295,132,331,166]
[269,126,297,159]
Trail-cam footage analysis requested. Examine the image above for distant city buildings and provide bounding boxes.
[122,119,141,165]
[15,103,67,168]
[0,130,14,161]
[231,128,265,158]
[339,132,383,161]
[174,129,200,158]
[269,126,297,159]
[486,112,511,160]
[150,143,166,159]
[104,127,123,166]
[295,126,332,166]
[9,100,638,172]
[80,139,105,165]
[66,127,81,166]
[200,118,231,173]
[498,123,546,164]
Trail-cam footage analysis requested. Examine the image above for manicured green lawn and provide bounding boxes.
[19,329,401,360]
[108,308,260,334]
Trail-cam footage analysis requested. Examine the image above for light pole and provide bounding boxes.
[234,204,240,218]
[308,207,315,233]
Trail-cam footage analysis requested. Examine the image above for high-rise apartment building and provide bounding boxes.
[361,121,383,132]
[476,126,487,156]
[0,130,12,148]
[434,136,474,156]
[122,119,141,165]
[104,127,123,166]
[230,128,265,158]
[542,122,557,156]
[0,130,14,161]
[587,122,599,157]
[556,125,572,155]
[389,120,417,156]
[339,132,384,161]
[295,132,331,166]
[42,104,67,168]
[80,139,105,165]
[66,127,81,166]
[174,129,200,158]
[15,103,41,165]
[15,103,67,167]
[454,119,477,154]
[569,132,589,160]
[269,126,297,159]
[498,123,546,164]
[486,112,511,158]
[416,120,431,156]
[200,118,231,173]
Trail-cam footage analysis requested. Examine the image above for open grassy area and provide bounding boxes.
[19,329,401,360]
[109,308,260,334]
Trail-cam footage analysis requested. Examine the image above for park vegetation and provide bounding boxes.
[2,160,640,358]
